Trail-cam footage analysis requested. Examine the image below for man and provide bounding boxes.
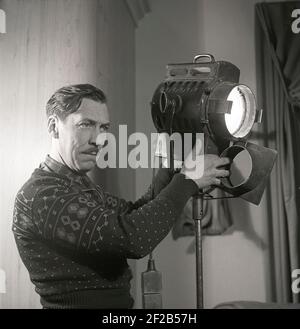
[12,84,230,309]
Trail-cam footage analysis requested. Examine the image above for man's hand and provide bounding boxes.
[181,139,230,189]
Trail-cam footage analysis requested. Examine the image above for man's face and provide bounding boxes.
[56,98,110,173]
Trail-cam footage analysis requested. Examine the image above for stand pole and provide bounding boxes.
[193,190,204,309]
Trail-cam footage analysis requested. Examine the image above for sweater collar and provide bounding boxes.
[40,155,92,186]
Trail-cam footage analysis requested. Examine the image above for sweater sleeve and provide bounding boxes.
[128,167,174,210]
[32,173,198,259]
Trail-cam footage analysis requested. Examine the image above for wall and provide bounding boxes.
[0,0,136,308]
[135,0,272,308]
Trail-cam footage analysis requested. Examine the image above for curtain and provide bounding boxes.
[172,189,232,239]
[255,1,300,303]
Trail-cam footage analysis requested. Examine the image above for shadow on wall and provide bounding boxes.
[225,197,267,249]
[174,193,267,255]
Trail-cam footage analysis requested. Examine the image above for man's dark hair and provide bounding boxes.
[46,84,107,120]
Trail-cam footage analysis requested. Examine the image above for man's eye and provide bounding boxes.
[79,122,92,128]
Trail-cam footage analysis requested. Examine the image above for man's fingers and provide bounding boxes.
[215,169,230,178]
[216,157,231,167]
[213,178,221,185]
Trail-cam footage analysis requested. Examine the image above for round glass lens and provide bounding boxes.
[225,85,256,138]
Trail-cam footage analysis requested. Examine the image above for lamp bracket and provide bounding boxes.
[255,109,263,123]
[193,54,215,63]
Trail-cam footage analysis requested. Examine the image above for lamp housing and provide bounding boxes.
[151,54,277,205]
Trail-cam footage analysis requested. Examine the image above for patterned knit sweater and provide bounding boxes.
[12,156,198,309]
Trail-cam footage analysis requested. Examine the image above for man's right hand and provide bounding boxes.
[180,139,231,189]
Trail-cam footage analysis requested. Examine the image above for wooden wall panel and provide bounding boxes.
[0,0,135,308]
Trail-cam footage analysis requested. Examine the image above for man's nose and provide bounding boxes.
[89,127,98,145]
[90,126,102,145]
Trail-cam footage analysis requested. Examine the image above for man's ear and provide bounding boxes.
[47,115,59,138]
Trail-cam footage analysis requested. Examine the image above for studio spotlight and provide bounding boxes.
[151,54,277,205]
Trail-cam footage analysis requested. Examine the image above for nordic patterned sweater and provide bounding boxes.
[12,155,198,309]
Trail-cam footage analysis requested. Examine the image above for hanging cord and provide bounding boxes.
[141,152,163,309]
[141,104,176,309]
[148,166,157,263]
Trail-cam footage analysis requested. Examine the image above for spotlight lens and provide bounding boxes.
[225,85,256,138]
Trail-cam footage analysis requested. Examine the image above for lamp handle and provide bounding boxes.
[193,54,215,63]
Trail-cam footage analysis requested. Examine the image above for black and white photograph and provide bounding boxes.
[0,0,300,315]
